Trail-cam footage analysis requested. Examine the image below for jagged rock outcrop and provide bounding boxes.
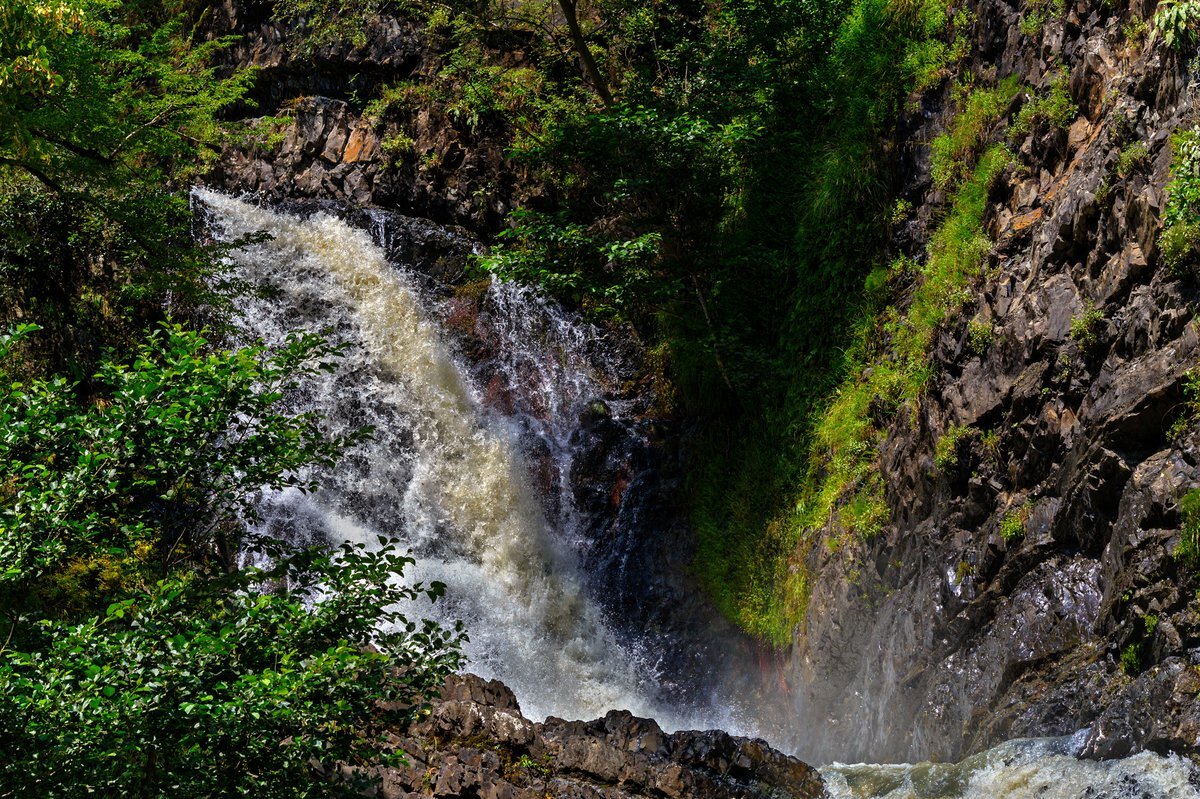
[204,0,536,231]
[786,0,1200,765]
[368,674,825,798]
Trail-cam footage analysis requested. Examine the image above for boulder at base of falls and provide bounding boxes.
[365,674,826,798]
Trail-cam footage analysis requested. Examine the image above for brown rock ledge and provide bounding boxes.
[368,674,826,799]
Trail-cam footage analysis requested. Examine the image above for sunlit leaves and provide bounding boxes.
[0,323,365,609]
[0,540,465,798]
[0,323,465,797]
[1,0,252,185]
[1154,0,1200,49]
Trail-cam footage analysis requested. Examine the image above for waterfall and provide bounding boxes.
[192,189,737,731]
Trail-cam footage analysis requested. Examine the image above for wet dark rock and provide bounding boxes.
[371,674,826,799]
[780,0,1200,765]
[260,196,479,292]
[579,400,613,427]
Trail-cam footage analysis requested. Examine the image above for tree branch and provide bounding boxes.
[556,0,613,107]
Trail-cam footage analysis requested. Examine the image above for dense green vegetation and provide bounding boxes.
[461,0,982,642]
[0,0,251,376]
[1,2,463,794]
[317,0,1017,643]
[7,0,1200,787]
[1160,125,1200,274]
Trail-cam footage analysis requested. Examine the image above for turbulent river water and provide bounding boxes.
[825,736,1198,798]
[195,190,1200,798]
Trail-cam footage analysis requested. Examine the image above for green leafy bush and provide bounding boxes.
[1116,141,1151,177]
[1120,642,1143,674]
[980,429,1001,462]
[0,321,466,796]
[0,541,464,798]
[1177,488,1200,564]
[0,324,363,617]
[1160,126,1200,274]
[1161,219,1200,272]
[967,318,996,354]
[517,753,553,777]
[0,0,252,192]
[1153,0,1200,49]
[0,0,252,376]
[1123,16,1151,46]
[1019,0,1066,37]
[272,0,398,52]
[0,6,470,794]
[1069,301,1105,349]
[474,209,665,319]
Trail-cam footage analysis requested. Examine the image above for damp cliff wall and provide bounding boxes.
[785,0,1200,764]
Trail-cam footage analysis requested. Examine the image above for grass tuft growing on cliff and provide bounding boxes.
[1009,63,1076,138]
[1000,501,1033,541]
[794,143,1009,538]
[930,77,1021,190]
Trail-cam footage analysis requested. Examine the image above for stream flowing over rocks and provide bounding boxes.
[199,0,1200,792]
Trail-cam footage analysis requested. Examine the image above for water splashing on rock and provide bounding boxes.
[193,189,745,732]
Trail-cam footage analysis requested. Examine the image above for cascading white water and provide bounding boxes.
[455,275,635,550]
[822,734,1198,799]
[193,189,733,731]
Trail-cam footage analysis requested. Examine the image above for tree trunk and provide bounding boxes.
[556,0,613,107]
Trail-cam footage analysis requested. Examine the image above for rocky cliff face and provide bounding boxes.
[206,0,538,230]
[363,673,825,799]
[787,0,1200,765]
